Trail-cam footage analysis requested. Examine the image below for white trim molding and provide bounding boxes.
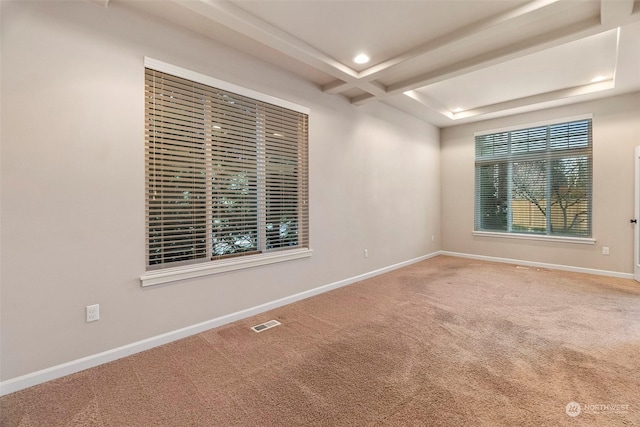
[144,57,310,115]
[6,250,630,396]
[474,113,594,137]
[473,231,596,245]
[141,248,313,287]
[440,250,634,279]
[1,251,440,396]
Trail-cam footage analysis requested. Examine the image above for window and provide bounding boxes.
[144,60,309,278]
[475,117,592,238]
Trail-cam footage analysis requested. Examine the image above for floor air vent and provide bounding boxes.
[251,319,281,333]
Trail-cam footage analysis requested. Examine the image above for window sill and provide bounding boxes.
[473,231,596,245]
[140,248,313,287]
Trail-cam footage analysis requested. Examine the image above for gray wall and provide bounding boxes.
[441,92,640,274]
[0,1,440,381]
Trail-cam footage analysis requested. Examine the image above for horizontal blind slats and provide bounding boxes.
[146,67,309,269]
[474,119,591,237]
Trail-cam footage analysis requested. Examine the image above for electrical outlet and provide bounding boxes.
[432,235,435,242]
[602,247,610,256]
[86,304,100,322]
[364,249,368,258]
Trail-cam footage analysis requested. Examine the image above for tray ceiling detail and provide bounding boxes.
[118,0,640,127]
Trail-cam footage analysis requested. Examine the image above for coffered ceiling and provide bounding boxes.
[118,0,640,127]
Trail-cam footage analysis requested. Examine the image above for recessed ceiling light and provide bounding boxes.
[353,54,370,64]
[452,107,464,113]
[591,76,607,83]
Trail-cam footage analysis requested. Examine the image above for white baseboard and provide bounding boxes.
[440,250,635,280]
[0,251,440,396]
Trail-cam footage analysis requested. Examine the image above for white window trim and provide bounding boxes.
[474,115,593,240]
[473,231,595,245]
[142,58,311,286]
[141,248,313,287]
[144,57,310,115]
[474,113,593,137]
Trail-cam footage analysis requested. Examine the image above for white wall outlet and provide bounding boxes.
[432,235,435,242]
[602,247,610,255]
[86,304,100,322]
[364,249,368,258]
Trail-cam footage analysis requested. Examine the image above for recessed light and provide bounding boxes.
[591,76,606,83]
[353,54,370,64]
[452,107,464,113]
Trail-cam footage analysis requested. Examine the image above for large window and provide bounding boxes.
[475,117,592,238]
[144,62,309,274]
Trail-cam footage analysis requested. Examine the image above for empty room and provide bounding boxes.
[1,0,640,425]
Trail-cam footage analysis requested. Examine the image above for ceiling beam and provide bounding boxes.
[160,0,640,115]
[351,16,603,106]
[453,80,615,120]
[601,0,636,25]
[323,0,559,96]
[396,79,614,125]
[358,81,387,98]
[173,0,359,83]
[87,0,109,7]
[403,91,453,119]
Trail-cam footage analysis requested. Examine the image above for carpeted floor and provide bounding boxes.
[2,255,640,426]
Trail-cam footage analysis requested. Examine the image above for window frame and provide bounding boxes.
[473,114,595,245]
[140,58,312,287]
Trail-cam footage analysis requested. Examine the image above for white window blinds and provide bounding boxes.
[145,68,309,270]
[475,118,592,237]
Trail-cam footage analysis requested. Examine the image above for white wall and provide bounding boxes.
[0,1,440,382]
[441,92,640,275]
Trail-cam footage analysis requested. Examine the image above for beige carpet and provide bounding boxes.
[2,255,640,426]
